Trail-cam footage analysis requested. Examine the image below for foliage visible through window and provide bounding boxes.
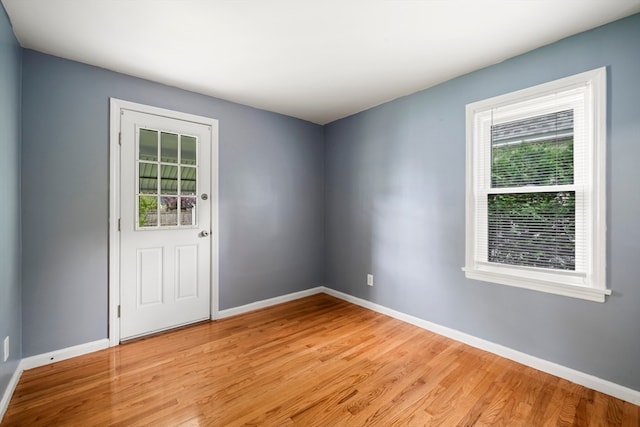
[139,195,157,227]
[491,110,574,188]
[488,110,575,270]
[488,192,575,270]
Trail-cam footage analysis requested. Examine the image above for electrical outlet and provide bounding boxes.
[367,274,374,287]
[3,336,8,362]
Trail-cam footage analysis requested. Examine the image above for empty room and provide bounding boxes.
[1,1,640,425]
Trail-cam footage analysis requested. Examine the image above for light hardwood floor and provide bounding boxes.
[3,293,639,426]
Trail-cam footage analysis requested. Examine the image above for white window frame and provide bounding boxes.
[464,68,609,302]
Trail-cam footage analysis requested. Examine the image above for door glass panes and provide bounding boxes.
[160,197,179,226]
[137,128,199,229]
[181,135,197,165]
[139,129,158,161]
[139,163,158,194]
[161,132,179,163]
[161,165,178,194]
[139,196,158,227]
[181,167,196,195]
[181,197,196,226]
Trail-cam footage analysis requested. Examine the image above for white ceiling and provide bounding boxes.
[3,1,640,124]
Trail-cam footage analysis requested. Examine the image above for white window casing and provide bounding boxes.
[464,68,609,302]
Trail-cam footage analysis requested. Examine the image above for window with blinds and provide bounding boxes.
[488,110,575,271]
[464,68,609,302]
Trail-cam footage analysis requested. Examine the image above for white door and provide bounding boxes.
[120,109,212,340]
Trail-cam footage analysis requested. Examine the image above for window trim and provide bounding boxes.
[464,68,609,302]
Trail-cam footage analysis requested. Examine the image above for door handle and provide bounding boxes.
[199,230,209,238]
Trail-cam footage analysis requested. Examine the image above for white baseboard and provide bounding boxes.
[20,339,110,371]
[217,287,325,319]
[0,363,23,423]
[322,287,640,406]
[1,337,109,422]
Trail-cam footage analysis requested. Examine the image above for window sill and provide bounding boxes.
[463,267,610,302]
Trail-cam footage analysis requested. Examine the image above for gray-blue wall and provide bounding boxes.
[21,51,325,356]
[325,14,640,390]
[0,5,21,398]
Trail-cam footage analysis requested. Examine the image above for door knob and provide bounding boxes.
[199,230,209,237]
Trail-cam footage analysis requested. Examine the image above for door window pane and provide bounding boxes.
[161,132,179,163]
[161,165,178,194]
[180,197,196,226]
[160,197,179,226]
[181,167,197,195]
[139,129,158,161]
[139,163,158,194]
[139,196,158,227]
[181,135,197,165]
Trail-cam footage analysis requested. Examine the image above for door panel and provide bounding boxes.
[137,247,163,306]
[176,245,198,299]
[120,109,211,340]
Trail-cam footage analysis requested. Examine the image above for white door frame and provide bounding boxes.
[108,98,219,347]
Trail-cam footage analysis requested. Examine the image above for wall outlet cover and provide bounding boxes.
[3,336,8,362]
[367,274,374,287]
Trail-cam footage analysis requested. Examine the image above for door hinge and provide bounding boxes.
[117,305,121,318]
[118,218,121,231]
[118,132,122,145]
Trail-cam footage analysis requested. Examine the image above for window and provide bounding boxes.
[137,127,199,229]
[464,68,609,302]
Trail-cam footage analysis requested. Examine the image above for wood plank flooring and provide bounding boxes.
[3,293,639,426]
